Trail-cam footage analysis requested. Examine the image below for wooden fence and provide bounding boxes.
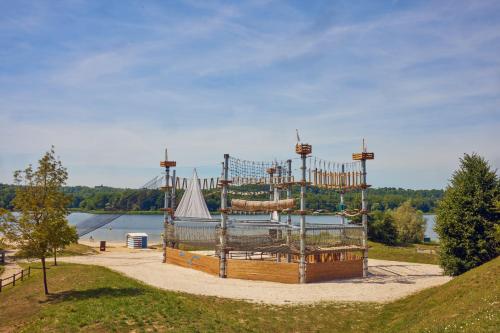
[0,267,31,293]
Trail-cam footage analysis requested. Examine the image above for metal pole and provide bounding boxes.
[299,153,307,284]
[171,169,177,213]
[269,168,274,220]
[340,164,345,225]
[163,165,170,263]
[340,164,346,260]
[161,148,176,263]
[286,159,292,263]
[274,165,281,222]
[219,154,229,278]
[361,159,368,277]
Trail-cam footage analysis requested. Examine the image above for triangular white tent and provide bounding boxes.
[175,169,212,219]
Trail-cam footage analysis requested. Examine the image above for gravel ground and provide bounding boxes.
[61,248,452,305]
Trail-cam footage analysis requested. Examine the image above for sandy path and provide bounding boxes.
[0,250,22,286]
[61,250,451,305]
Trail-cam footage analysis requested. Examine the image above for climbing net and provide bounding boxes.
[228,157,292,186]
[168,220,364,256]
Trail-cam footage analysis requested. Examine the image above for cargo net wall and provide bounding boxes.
[167,220,219,247]
[168,221,364,260]
[228,157,292,186]
[303,225,364,249]
[221,223,299,253]
[221,224,364,255]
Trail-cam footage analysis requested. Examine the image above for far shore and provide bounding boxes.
[68,209,438,216]
[68,209,347,216]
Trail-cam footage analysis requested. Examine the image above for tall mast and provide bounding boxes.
[219,154,230,278]
[160,148,176,263]
[352,140,374,277]
[296,141,312,283]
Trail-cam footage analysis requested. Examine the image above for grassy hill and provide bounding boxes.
[0,256,498,332]
[373,256,499,332]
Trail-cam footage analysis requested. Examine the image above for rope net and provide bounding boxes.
[168,219,364,256]
[76,214,123,237]
[228,157,292,186]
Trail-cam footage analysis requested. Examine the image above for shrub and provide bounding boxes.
[392,201,426,244]
[368,210,398,245]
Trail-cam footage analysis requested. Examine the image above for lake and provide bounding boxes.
[68,213,438,244]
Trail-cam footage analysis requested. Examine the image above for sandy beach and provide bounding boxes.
[61,248,452,305]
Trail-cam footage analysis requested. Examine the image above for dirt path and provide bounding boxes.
[61,250,452,305]
[0,250,22,285]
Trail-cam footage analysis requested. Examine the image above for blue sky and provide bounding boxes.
[0,0,499,189]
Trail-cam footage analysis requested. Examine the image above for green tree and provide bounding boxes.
[392,200,426,244]
[369,210,398,245]
[48,218,78,266]
[435,153,499,276]
[2,147,76,294]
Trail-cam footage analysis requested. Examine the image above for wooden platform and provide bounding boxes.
[166,248,363,283]
[166,248,219,276]
[227,258,299,284]
[306,260,363,282]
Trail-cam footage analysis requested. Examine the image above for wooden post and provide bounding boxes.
[300,172,306,286]
[353,143,374,278]
[361,159,368,277]
[340,164,346,260]
[161,148,176,263]
[162,167,169,263]
[286,159,292,263]
[275,165,281,220]
[219,154,229,278]
[268,167,274,220]
[12,274,15,287]
[295,143,312,284]
[171,169,177,213]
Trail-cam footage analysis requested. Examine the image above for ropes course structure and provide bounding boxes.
[142,174,220,190]
[307,158,364,190]
[160,140,375,283]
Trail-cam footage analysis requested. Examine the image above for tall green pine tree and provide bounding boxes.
[436,153,499,276]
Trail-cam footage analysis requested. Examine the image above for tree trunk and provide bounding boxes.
[41,256,49,295]
[53,248,57,266]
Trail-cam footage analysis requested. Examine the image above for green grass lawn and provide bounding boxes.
[0,256,498,332]
[368,241,440,264]
[56,243,98,257]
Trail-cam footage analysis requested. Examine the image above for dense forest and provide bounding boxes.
[0,183,443,213]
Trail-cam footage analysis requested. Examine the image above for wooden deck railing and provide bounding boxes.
[0,267,31,292]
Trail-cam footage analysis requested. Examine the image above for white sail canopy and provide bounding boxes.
[175,169,212,219]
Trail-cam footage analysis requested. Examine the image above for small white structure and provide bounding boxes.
[126,233,148,249]
[175,169,212,219]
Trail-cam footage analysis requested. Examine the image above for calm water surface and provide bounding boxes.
[69,213,438,244]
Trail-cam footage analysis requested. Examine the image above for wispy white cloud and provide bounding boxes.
[0,0,499,188]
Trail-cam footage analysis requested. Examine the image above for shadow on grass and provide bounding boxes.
[40,287,144,303]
